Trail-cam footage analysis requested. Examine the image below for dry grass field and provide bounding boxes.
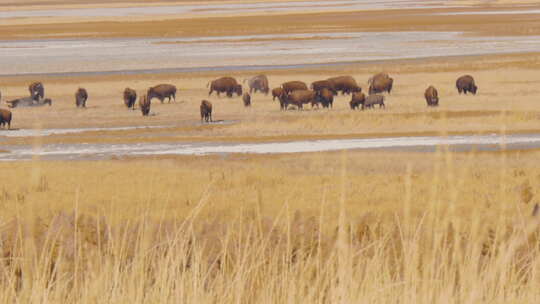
[2,0,540,302]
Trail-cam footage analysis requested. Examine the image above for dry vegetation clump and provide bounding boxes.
[0,150,540,302]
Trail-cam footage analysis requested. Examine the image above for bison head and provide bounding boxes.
[471,85,478,95]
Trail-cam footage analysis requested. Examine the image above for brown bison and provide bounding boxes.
[315,88,334,108]
[326,76,361,95]
[28,82,44,101]
[456,75,477,95]
[243,92,251,107]
[75,88,88,108]
[272,87,284,101]
[139,94,151,116]
[283,90,316,110]
[244,75,269,95]
[123,87,137,109]
[208,77,242,97]
[350,92,366,110]
[200,100,213,123]
[363,94,385,110]
[368,73,393,94]
[148,84,177,103]
[424,86,439,107]
[281,81,308,95]
[0,108,11,129]
[311,80,337,95]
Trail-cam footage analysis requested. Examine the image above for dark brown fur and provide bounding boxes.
[368,73,393,94]
[350,92,366,110]
[28,82,44,101]
[326,76,361,95]
[272,87,284,101]
[200,100,213,123]
[139,94,151,116]
[208,77,242,97]
[283,90,316,110]
[456,75,477,95]
[311,80,337,95]
[0,108,12,129]
[424,86,439,106]
[123,87,137,109]
[281,81,308,95]
[242,92,251,107]
[75,88,88,108]
[315,88,334,108]
[148,84,177,103]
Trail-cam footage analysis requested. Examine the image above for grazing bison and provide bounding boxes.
[244,75,269,95]
[0,108,11,129]
[281,81,308,95]
[139,94,151,116]
[350,92,366,110]
[424,86,439,107]
[363,94,385,110]
[28,82,44,101]
[315,88,334,108]
[272,87,284,101]
[200,100,213,123]
[456,75,477,95]
[75,88,88,108]
[243,92,251,107]
[368,73,393,94]
[311,80,337,95]
[148,84,177,103]
[283,90,316,110]
[326,76,361,95]
[208,77,242,97]
[123,87,137,109]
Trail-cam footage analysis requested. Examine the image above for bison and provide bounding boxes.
[243,92,251,107]
[6,96,51,108]
[350,92,366,110]
[0,108,11,129]
[28,82,44,101]
[148,84,177,103]
[424,86,439,107]
[326,76,361,95]
[123,87,137,109]
[139,94,151,116]
[208,77,242,97]
[363,94,385,110]
[456,75,477,95]
[311,80,337,95]
[200,100,213,123]
[283,90,316,110]
[272,87,284,101]
[244,75,269,95]
[75,88,88,108]
[315,88,334,108]
[368,73,393,94]
[281,81,308,95]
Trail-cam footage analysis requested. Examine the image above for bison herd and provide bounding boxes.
[0,73,479,130]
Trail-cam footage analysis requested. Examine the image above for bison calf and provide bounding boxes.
[0,109,12,129]
[139,94,151,116]
[75,88,88,108]
[350,92,366,110]
[200,100,213,123]
[243,92,251,107]
[363,94,385,110]
[424,86,439,107]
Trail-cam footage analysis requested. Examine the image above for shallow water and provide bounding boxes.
[1,133,539,161]
[1,32,540,76]
[0,0,448,19]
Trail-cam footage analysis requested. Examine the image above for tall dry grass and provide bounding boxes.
[1,149,540,303]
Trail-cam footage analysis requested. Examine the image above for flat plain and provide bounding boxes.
[1,0,540,302]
